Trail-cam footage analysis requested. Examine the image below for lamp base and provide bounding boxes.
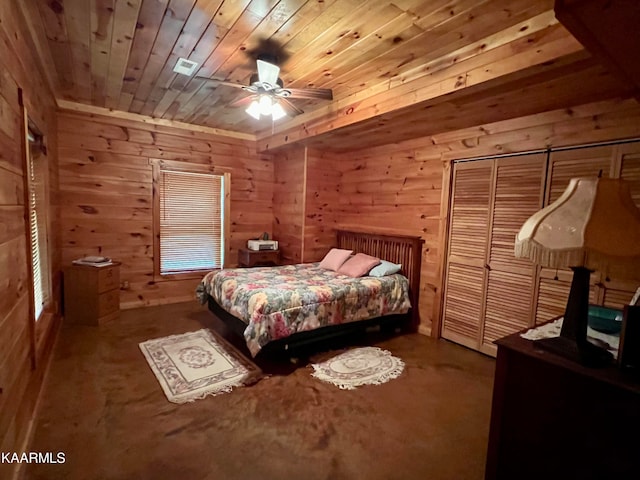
[535,336,613,367]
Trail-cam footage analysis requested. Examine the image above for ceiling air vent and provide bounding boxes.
[173,58,198,76]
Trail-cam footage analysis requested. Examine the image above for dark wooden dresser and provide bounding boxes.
[486,330,640,480]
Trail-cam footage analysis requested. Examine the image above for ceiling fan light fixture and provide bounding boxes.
[271,101,287,121]
[258,95,273,115]
[245,100,261,120]
[245,95,288,121]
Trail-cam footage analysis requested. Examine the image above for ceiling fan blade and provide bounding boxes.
[256,59,280,86]
[281,87,333,100]
[229,95,256,108]
[195,76,246,89]
[278,98,304,117]
[282,88,333,100]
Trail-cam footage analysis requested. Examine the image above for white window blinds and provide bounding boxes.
[27,136,50,320]
[159,170,225,274]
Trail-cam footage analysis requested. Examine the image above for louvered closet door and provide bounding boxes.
[480,154,545,355]
[534,146,614,324]
[535,269,598,325]
[602,142,640,307]
[442,161,493,350]
[546,145,614,202]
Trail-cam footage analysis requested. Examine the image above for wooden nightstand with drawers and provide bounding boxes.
[238,248,281,267]
[63,262,121,325]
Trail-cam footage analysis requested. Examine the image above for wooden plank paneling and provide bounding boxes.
[145,0,226,117]
[61,0,93,102]
[272,147,305,264]
[57,109,273,308]
[0,3,60,478]
[270,146,341,265]
[34,0,75,92]
[90,0,115,106]
[302,149,341,262]
[325,98,640,335]
[30,0,640,144]
[555,0,640,99]
[118,0,170,110]
[258,22,590,151]
[105,0,143,109]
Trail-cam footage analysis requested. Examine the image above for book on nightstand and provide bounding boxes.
[72,256,113,267]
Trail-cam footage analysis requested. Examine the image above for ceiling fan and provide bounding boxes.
[198,57,333,120]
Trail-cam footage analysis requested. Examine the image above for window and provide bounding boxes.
[26,126,51,320]
[151,160,230,277]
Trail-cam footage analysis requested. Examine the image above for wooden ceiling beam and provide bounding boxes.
[261,16,562,140]
[256,23,585,152]
[555,0,640,100]
[315,61,629,152]
[57,99,256,141]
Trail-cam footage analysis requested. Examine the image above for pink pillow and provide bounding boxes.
[337,253,381,278]
[319,248,353,271]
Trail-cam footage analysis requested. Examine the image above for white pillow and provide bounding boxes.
[368,260,402,277]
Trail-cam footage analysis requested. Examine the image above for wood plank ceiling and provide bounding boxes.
[30,0,631,148]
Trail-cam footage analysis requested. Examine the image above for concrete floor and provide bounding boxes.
[22,302,495,480]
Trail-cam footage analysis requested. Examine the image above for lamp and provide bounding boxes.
[515,176,640,366]
[245,95,287,121]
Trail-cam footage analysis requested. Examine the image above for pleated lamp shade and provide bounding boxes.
[515,177,640,270]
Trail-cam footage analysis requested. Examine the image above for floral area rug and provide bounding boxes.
[311,347,405,390]
[139,329,263,404]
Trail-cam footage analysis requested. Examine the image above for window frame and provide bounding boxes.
[26,128,52,320]
[21,101,54,368]
[150,158,231,281]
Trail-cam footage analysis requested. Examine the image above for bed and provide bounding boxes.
[197,230,424,357]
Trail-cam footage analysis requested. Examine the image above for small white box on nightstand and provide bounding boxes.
[247,240,279,251]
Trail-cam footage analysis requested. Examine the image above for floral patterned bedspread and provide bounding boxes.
[197,263,411,356]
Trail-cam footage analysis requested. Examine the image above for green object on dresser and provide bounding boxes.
[587,305,623,334]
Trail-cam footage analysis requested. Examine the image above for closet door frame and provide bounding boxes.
[479,154,547,355]
[442,154,547,355]
[441,160,494,350]
[438,139,640,354]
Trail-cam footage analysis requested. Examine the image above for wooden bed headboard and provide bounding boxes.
[336,230,424,328]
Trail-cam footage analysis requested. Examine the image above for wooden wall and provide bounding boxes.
[334,97,640,335]
[272,147,305,264]
[335,146,443,335]
[271,147,342,264]
[303,149,342,262]
[0,2,60,477]
[57,111,273,308]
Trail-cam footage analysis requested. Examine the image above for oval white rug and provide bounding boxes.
[311,347,405,390]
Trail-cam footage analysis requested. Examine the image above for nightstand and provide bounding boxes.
[63,262,121,325]
[238,248,280,267]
